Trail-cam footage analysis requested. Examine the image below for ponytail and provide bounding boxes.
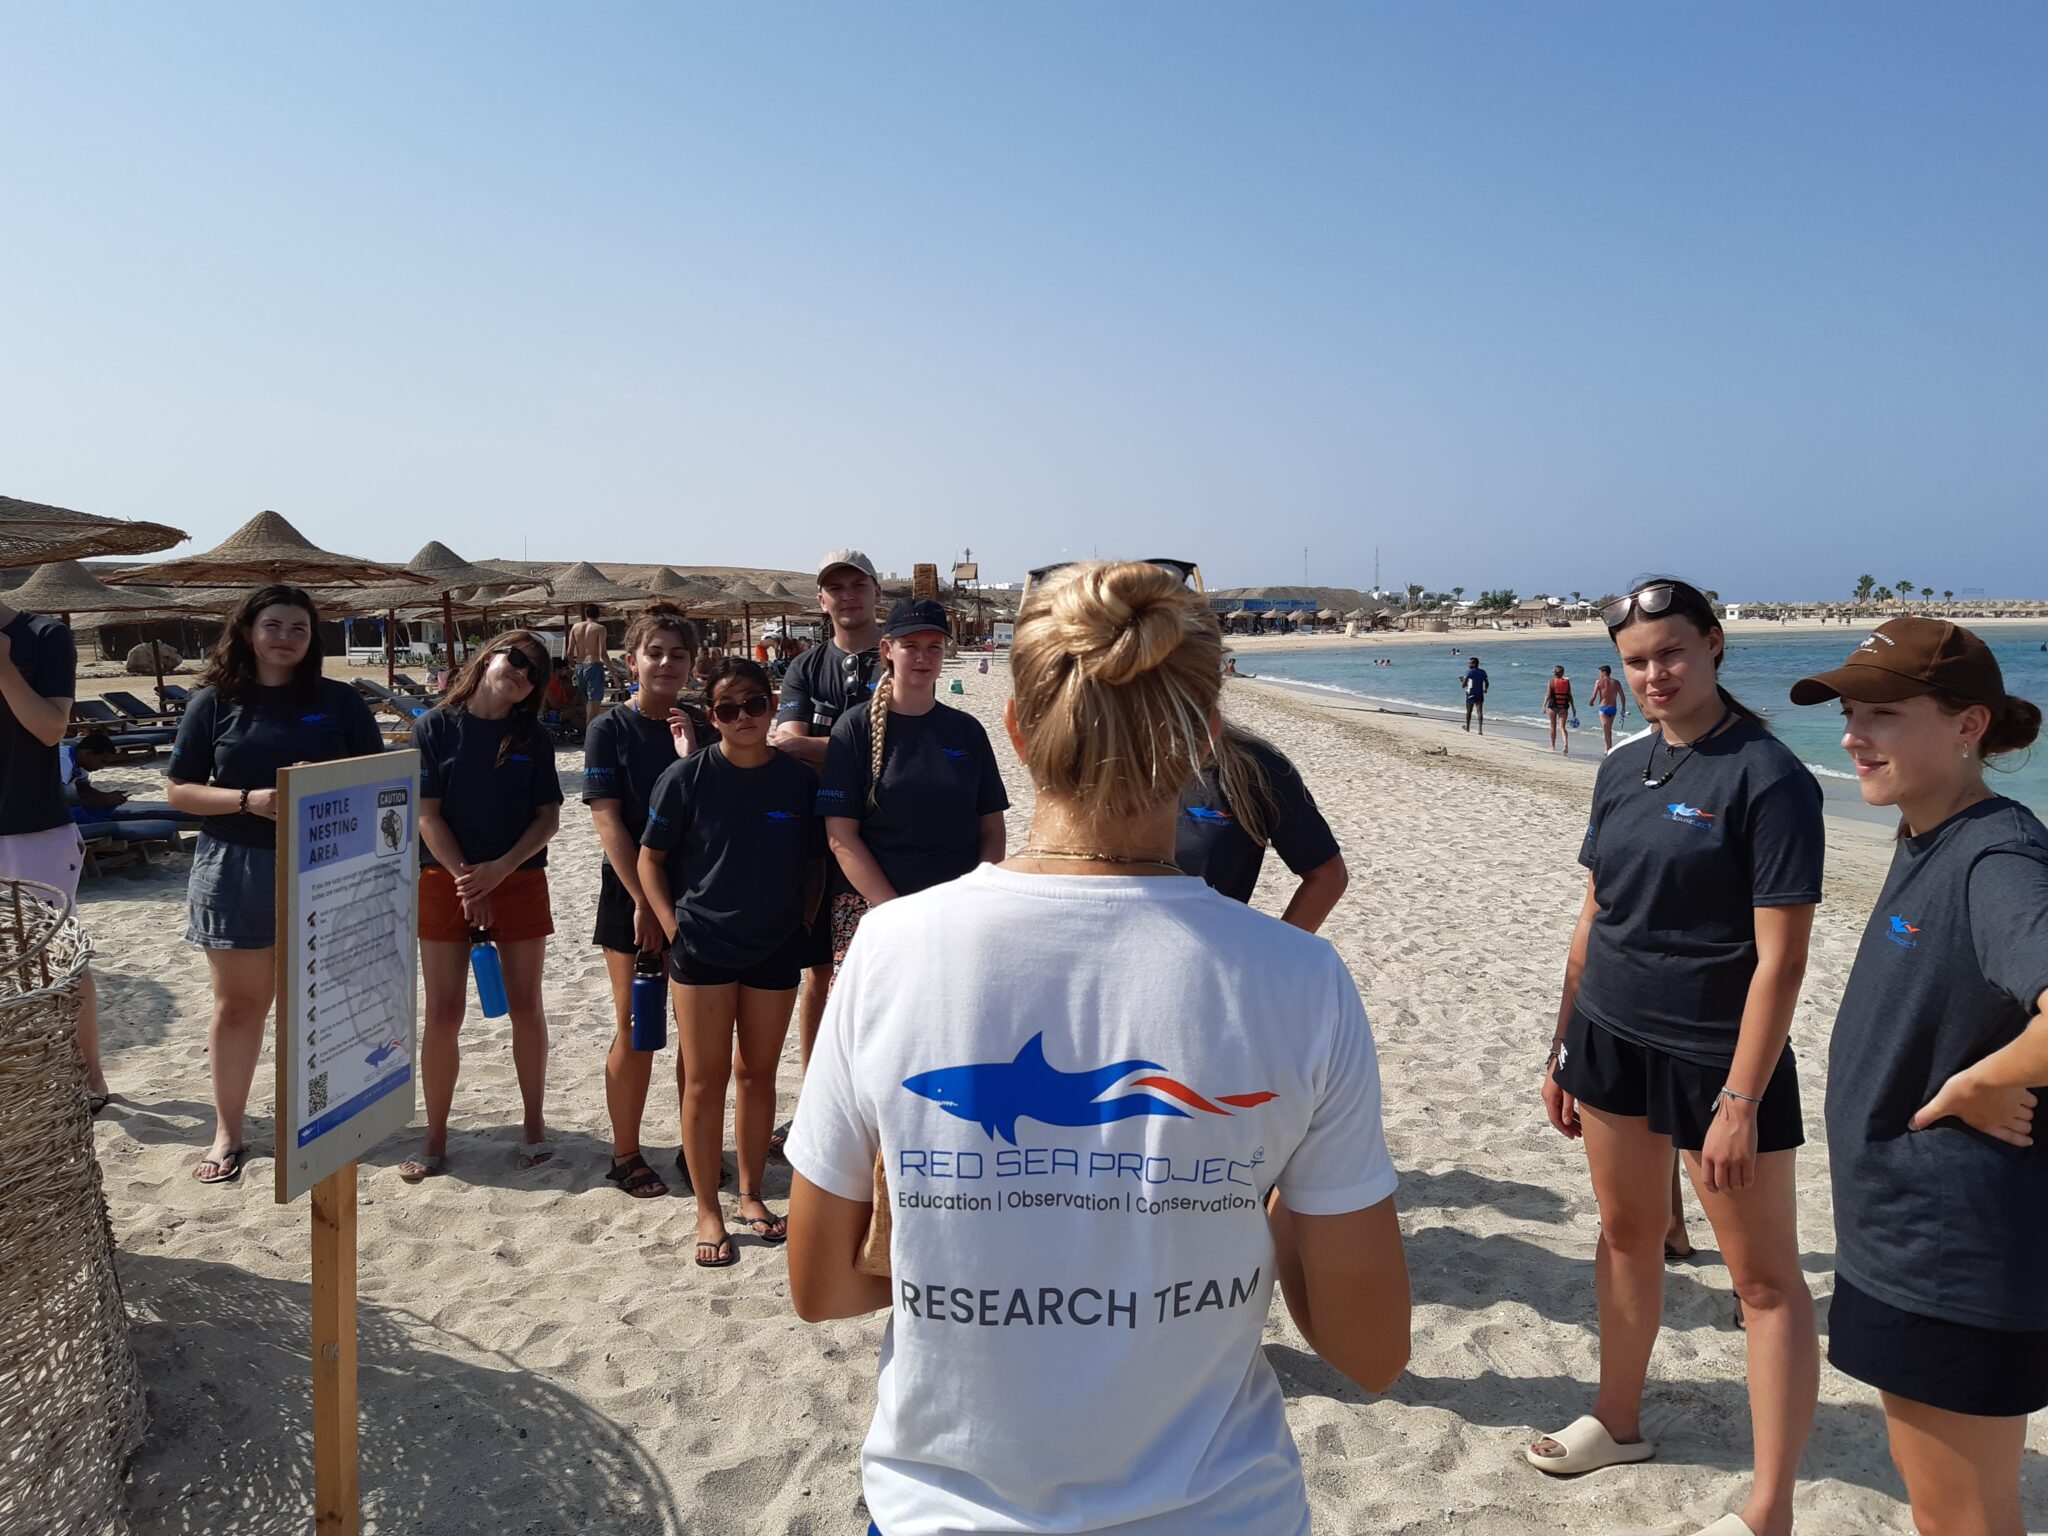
[867,666,892,811]
[1211,721,1279,847]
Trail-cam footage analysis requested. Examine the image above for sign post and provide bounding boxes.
[274,750,421,1535]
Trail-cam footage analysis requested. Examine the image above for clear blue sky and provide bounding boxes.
[3,4,2042,600]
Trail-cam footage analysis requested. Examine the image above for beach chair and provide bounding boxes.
[158,684,193,713]
[68,700,173,754]
[103,690,180,727]
[390,673,435,698]
[78,821,192,876]
[351,678,433,723]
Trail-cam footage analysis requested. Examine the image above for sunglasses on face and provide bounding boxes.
[1599,583,1694,630]
[711,693,772,723]
[498,647,540,682]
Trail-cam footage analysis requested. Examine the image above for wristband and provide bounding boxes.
[238,788,250,815]
[1543,1038,1565,1069]
[1716,1086,1763,1110]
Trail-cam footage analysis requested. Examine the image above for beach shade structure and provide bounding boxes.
[389,540,533,682]
[8,561,213,702]
[102,510,431,594]
[1316,608,1338,622]
[532,561,656,655]
[701,578,809,650]
[0,493,187,571]
[644,566,696,596]
[1342,608,1370,622]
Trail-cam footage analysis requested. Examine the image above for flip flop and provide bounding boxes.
[87,1092,112,1116]
[1524,1414,1655,1476]
[606,1153,668,1199]
[694,1233,737,1269]
[397,1153,445,1183]
[193,1147,246,1185]
[1693,1519,1757,1536]
[515,1138,556,1171]
[734,1193,788,1244]
[768,1120,793,1158]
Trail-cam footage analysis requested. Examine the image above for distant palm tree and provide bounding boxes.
[1921,586,1933,604]
[1898,578,1914,609]
[1854,574,1876,612]
[1452,586,1465,602]
[1876,586,1895,605]
[1943,589,1955,605]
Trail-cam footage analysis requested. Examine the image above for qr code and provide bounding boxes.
[309,1072,329,1115]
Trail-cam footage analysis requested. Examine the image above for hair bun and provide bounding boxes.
[1985,695,2042,759]
[1047,563,1201,686]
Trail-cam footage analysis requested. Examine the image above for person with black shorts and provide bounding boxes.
[765,549,882,1150]
[1531,578,1822,1536]
[1461,656,1488,733]
[1794,618,2048,1535]
[640,657,824,1268]
[1178,720,1346,932]
[583,603,706,1198]
[817,598,1008,964]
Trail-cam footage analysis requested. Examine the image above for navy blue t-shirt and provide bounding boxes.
[1462,666,1488,701]
[1576,717,1824,1066]
[581,701,706,837]
[772,637,880,732]
[816,701,1009,897]
[415,706,563,869]
[0,611,76,836]
[1176,736,1340,905]
[166,679,384,848]
[640,746,824,968]
[1828,796,2048,1330]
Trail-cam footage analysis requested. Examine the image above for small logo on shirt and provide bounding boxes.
[940,747,968,761]
[765,810,799,823]
[901,1032,1276,1146]
[1184,806,1235,824]
[1664,802,1718,829]
[508,753,532,764]
[818,788,847,801]
[301,713,328,724]
[1886,915,1922,949]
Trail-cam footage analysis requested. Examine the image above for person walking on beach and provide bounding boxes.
[817,597,1008,968]
[766,549,883,1150]
[569,604,609,729]
[0,597,109,1112]
[1544,665,1575,755]
[1461,655,1489,733]
[784,560,1410,1536]
[1589,664,1628,753]
[1533,577,1822,1536]
[1178,720,1347,932]
[583,604,705,1198]
[165,586,383,1184]
[400,631,563,1180]
[638,657,823,1266]
[1792,618,2047,1536]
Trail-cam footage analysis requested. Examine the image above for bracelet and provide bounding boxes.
[1717,1086,1763,1107]
[238,788,250,815]
[1543,1038,1565,1069]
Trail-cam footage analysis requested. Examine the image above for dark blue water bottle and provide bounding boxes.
[468,929,510,1018]
[630,952,667,1051]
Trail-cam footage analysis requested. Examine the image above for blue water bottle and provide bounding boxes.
[468,929,510,1018]
[630,952,667,1051]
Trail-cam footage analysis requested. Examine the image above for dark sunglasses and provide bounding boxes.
[1599,583,1696,631]
[710,693,772,724]
[1021,557,1203,604]
[497,646,541,681]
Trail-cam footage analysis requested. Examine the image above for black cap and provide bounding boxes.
[884,598,950,639]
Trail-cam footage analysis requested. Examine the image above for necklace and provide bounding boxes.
[1643,707,1735,790]
[1015,845,1185,874]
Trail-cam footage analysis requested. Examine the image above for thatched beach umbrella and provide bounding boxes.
[103,510,429,591]
[8,560,208,700]
[0,493,187,570]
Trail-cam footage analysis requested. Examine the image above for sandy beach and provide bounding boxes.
[76,657,2045,1534]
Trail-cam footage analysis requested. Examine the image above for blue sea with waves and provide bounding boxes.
[1244,626,2048,814]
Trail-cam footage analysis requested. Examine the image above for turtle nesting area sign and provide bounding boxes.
[275,750,421,1204]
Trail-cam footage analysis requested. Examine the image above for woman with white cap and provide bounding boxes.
[1793,617,2046,1536]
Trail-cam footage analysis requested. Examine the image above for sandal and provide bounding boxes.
[87,1092,112,1116]
[768,1120,793,1158]
[694,1233,737,1268]
[735,1191,788,1244]
[194,1147,246,1185]
[1524,1414,1654,1476]
[1693,1519,1757,1536]
[397,1153,446,1183]
[606,1153,668,1199]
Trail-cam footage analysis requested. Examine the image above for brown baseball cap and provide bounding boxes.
[1790,617,2006,707]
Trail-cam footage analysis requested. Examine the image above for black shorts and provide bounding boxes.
[667,926,806,991]
[1829,1275,2048,1417]
[1555,1006,1804,1154]
[592,863,639,953]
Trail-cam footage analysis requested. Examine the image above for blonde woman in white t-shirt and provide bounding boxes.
[785,560,1411,1536]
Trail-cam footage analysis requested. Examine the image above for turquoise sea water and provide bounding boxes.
[1244,627,2048,815]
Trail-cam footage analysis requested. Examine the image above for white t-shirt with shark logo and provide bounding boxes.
[787,863,1397,1536]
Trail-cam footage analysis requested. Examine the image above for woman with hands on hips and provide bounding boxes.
[166,585,383,1186]
[400,630,563,1181]
[1793,618,2048,1536]
[1534,577,1822,1536]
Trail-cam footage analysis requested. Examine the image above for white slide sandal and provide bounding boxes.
[1691,1519,1757,1536]
[1523,1413,1656,1475]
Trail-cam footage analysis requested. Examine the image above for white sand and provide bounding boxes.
[80,659,2045,1534]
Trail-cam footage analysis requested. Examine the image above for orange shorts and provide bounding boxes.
[419,864,555,945]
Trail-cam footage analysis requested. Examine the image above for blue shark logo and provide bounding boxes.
[1184,806,1235,824]
[508,753,532,764]
[940,747,968,760]
[765,809,798,822]
[1665,802,1718,829]
[1886,914,1922,949]
[366,1039,402,1068]
[301,713,328,724]
[901,1033,1276,1145]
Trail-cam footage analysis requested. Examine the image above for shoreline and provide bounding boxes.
[1225,613,2048,657]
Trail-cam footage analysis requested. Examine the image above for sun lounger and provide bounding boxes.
[79,821,192,875]
[352,678,433,722]
[69,700,174,752]
[103,690,180,726]
[159,684,193,711]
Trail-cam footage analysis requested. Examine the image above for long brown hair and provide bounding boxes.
[200,584,324,702]
[443,629,552,765]
[1211,719,1283,847]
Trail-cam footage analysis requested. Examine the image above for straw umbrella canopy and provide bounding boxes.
[645,566,695,596]
[0,493,188,570]
[103,510,431,591]
[8,561,210,699]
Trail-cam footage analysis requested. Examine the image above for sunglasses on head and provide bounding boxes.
[1021,557,1203,604]
[498,646,540,681]
[1600,583,1703,631]
[710,693,772,724]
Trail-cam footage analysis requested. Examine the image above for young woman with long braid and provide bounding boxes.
[816,599,1008,967]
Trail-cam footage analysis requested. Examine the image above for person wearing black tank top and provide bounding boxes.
[1532,579,1822,1536]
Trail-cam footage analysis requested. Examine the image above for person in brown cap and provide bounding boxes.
[1794,618,2048,1533]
